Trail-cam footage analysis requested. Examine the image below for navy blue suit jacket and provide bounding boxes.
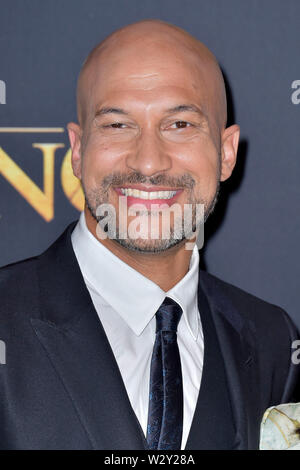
[0,222,298,449]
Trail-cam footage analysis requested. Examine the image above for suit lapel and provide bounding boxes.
[31,222,147,450]
[185,277,238,449]
[198,270,259,450]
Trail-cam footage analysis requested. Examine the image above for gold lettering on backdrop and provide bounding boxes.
[0,143,64,221]
[61,148,85,212]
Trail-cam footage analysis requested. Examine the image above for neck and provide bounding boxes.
[84,208,195,292]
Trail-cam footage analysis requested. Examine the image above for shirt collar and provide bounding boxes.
[71,212,200,340]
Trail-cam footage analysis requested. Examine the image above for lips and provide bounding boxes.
[114,187,183,208]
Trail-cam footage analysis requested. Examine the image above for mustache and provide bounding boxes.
[101,171,196,191]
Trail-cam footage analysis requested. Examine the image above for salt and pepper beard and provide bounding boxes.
[82,170,220,253]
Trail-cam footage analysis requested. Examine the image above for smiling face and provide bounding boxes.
[68,21,240,253]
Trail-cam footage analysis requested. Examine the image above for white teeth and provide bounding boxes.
[119,188,177,199]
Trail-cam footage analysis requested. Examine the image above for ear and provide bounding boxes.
[220,124,240,182]
[67,122,83,179]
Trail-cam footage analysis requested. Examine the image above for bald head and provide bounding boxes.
[68,20,240,255]
[76,20,227,134]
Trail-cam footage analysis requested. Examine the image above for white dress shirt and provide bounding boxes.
[71,211,204,449]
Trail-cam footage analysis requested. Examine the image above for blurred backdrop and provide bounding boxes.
[0,0,299,326]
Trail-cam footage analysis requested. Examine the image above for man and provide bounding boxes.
[0,20,298,450]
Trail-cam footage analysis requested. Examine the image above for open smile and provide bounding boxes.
[114,186,183,208]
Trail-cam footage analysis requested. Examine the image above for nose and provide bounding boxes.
[125,128,172,177]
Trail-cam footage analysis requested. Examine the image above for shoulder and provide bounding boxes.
[0,255,38,281]
[199,269,298,340]
[0,256,40,323]
[0,222,77,321]
[200,270,300,403]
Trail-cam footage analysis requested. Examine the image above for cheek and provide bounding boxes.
[175,138,220,189]
[194,157,220,203]
[81,137,125,185]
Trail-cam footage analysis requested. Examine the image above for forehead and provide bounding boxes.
[87,43,212,116]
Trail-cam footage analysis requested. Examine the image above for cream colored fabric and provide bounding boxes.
[260,403,300,450]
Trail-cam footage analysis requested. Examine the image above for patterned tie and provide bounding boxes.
[146,297,183,450]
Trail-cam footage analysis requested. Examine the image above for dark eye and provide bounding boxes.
[109,122,126,129]
[171,121,191,129]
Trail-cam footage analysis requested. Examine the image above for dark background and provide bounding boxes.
[0,0,299,326]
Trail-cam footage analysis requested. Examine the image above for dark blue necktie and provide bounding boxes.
[146,297,183,450]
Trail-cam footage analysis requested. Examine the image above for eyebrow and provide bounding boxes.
[165,104,207,119]
[95,107,129,117]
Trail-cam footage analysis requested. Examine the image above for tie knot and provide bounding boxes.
[155,297,183,333]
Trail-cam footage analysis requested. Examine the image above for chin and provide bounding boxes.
[113,236,185,254]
